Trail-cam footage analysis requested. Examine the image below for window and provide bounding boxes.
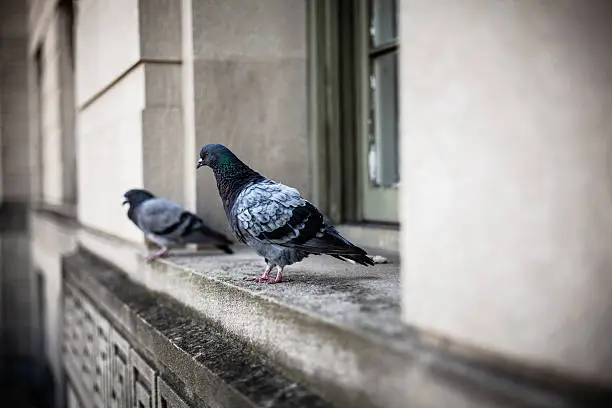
[362,0,399,223]
[309,0,399,224]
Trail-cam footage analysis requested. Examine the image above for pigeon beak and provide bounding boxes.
[122,199,128,206]
[196,158,204,169]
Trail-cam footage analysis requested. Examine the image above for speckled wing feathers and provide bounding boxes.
[136,198,185,235]
[229,179,374,266]
[232,181,314,244]
[135,198,233,250]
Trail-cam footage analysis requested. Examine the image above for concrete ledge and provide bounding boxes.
[31,201,78,225]
[119,245,612,408]
[63,248,332,408]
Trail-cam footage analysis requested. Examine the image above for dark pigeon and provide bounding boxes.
[122,188,233,261]
[196,144,374,283]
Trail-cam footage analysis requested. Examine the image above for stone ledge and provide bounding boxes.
[1,200,78,234]
[32,201,78,222]
[63,248,332,408]
[123,245,612,408]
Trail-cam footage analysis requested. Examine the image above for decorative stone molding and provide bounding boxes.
[64,284,162,408]
[157,378,189,408]
[129,349,156,408]
[108,330,129,408]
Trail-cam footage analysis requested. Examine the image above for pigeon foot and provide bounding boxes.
[245,265,272,283]
[265,266,288,284]
[264,276,290,284]
[146,248,169,263]
[246,276,271,283]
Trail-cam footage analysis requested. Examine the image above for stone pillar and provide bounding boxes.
[75,0,183,244]
[400,0,612,385]
[181,0,309,232]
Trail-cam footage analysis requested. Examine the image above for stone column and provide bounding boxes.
[75,0,183,244]
[181,0,309,232]
[400,0,612,385]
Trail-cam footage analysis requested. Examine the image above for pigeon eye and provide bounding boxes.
[203,152,209,158]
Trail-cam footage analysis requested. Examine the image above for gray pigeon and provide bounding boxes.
[122,188,233,261]
[196,144,374,284]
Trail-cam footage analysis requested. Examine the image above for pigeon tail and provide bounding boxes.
[322,233,375,266]
[288,227,375,266]
[180,216,234,249]
[183,227,232,245]
[330,253,375,266]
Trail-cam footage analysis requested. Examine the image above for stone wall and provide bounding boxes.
[75,0,183,243]
[182,0,309,232]
[400,0,612,386]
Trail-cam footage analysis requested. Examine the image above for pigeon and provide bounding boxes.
[196,144,375,283]
[122,188,234,261]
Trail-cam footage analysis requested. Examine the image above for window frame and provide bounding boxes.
[358,0,399,223]
[308,0,399,225]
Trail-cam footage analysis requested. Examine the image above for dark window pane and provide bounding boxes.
[370,0,397,47]
[369,51,399,187]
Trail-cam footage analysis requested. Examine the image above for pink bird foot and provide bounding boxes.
[264,276,290,284]
[245,265,272,283]
[246,276,271,283]
[245,275,290,284]
[244,265,290,284]
[146,248,169,263]
[264,266,289,284]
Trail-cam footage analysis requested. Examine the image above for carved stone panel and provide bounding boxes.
[67,383,83,408]
[62,282,197,408]
[109,328,131,408]
[63,287,84,381]
[63,288,77,372]
[80,298,96,396]
[129,349,157,408]
[89,305,111,408]
[157,378,189,408]
[62,290,72,360]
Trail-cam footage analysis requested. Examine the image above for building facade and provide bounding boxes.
[1,0,611,407]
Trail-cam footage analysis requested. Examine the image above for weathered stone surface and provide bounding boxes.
[63,248,332,408]
[116,246,612,408]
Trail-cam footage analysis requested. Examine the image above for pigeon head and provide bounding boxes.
[197,144,235,171]
[122,189,155,207]
[197,144,264,211]
[197,143,258,179]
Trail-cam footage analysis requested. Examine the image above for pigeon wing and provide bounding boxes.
[135,198,186,236]
[231,180,373,262]
[230,181,329,249]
